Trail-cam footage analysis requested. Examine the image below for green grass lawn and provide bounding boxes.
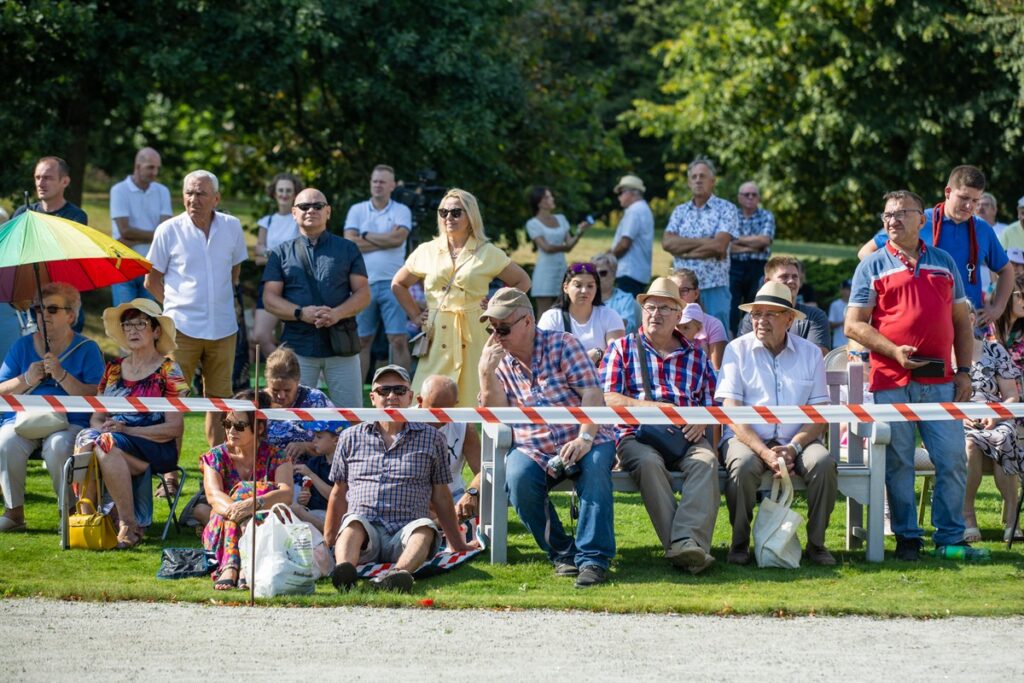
[2,416,1022,614]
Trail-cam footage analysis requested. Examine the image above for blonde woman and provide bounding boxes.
[392,188,530,404]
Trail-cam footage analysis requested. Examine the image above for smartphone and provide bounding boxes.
[908,355,945,378]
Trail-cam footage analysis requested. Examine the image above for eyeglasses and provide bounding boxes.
[568,262,596,274]
[641,304,680,317]
[31,304,71,316]
[880,209,922,224]
[295,201,327,212]
[739,192,759,198]
[678,286,697,296]
[437,207,464,219]
[120,320,151,331]
[750,310,786,320]
[486,315,528,337]
[221,419,252,432]
[597,269,611,278]
[372,385,410,397]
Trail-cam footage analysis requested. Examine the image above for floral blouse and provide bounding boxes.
[99,356,189,427]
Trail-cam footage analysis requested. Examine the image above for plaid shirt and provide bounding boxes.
[732,207,776,261]
[601,329,717,440]
[664,195,739,288]
[329,421,451,533]
[493,328,613,469]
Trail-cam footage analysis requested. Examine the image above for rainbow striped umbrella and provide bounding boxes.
[0,210,151,303]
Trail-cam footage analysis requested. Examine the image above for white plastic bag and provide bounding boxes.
[753,459,804,569]
[239,503,316,596]
[308,522,335,580]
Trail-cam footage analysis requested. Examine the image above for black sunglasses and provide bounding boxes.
[486,315,528,337]
[31,304,71,315]
[295,201,327,212]
[221,419,252,432]
[372,385,410,397]
[437,208,464,219]
[597,269,610,278]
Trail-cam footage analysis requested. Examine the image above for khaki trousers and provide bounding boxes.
[617,435,719,552]
[721,437,837,550]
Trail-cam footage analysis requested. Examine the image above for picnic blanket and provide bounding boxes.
[356,519,482,579]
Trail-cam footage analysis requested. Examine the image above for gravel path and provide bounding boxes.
[3,599,1023,681]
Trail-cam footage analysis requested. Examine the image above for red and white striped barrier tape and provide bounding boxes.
[3,394,1021,425]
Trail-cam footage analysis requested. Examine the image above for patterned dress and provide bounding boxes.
[965,340,1024,476]
[200,443,288,570]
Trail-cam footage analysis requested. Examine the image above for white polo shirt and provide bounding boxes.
[147,211,248,340]
[343,198,412,283]
[715,330,828,444]
[109,176,173,257]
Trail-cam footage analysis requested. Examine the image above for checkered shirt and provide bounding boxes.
[664,195,740,288]
[493,328,614,468]
[329,421,451,533]
[602,329,718,440]
[733,207,776,261]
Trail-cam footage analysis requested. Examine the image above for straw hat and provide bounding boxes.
[614,174,646,194]
[737,282,806,320]
[102,298,177,354]
[636,277,685,309]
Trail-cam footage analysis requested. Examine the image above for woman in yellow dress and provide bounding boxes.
[393,188,530,405]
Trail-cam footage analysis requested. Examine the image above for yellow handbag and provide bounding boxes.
[68,456,118,551]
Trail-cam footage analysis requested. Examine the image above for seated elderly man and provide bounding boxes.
[602,278,719,574]
[479,287,616,587]
[736,256,830,353]
[716,282,838,566]
[323,365,476,594]
[416,375,481,507]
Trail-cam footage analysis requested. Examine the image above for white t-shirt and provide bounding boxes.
[828,298,848,348]
[343,199,412,283]
[109,176,172,257]
[612,199,654,284]
[147,211,248,340]
[536,305,624,354]
[439,422,468,495]
[258,213,300,252]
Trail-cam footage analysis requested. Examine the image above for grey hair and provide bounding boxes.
[689,155,717,176]
[183,169,219,193]
[591,252,618,270]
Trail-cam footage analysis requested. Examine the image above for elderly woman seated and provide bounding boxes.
[201,389,294,590]
[0,282,104,533]
[74,299,188,548]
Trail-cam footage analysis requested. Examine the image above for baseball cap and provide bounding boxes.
[1017,195,1024,209]
[680,303,706,325]
[479,287,532,322]
[372,364,411,384]
[1007,248,1024,265]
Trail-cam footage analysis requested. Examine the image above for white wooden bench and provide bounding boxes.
[478,362,889,563]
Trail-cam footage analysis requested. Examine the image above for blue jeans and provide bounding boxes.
[112,276,156,307]
[505,442,616,570]
[874,381,967,546]
[700,285,732,341]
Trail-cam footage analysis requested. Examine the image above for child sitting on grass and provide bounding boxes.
[291,421,342,533]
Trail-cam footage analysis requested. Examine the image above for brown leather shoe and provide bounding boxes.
[805,544,837,566]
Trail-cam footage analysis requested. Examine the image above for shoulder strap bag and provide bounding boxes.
[633,332,691,467]
[295,238,360,357]
[14,337,90,439]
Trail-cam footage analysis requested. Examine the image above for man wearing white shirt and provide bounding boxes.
[344,165,414,377]
[145,170,247,447]
[715,281,838,566]
[110,147,173,305]
[609,175,654,296]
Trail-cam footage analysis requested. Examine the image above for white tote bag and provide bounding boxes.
[753,459,804,569]
[239,504,316,597]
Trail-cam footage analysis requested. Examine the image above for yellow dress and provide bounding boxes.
[405,235,512,406]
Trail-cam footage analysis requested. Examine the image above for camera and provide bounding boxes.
[546,455,581,480]
[392,168,447,249]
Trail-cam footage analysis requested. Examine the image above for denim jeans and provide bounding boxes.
[111,276,156,307]
[874,381,967,546]
[505,442,616,570]
[297,353,363,408]
[700,285,732,341]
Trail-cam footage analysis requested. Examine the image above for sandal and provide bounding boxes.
[214,567,238,591]
[963,526,982,543]
[115,522,144,550]
[156,475,179,500]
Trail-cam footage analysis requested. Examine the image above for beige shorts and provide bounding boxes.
[338,514,440,564]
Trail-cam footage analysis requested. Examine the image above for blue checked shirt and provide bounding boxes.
[493,328,614,469]
[664,195,740,288]
[732,207,775,261]
[329,421,451,533]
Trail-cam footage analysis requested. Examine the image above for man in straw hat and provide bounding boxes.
[846,189,973,562]
[716,282,837,566]
[602,277,719,574]
[479,287,617,588]
[609,174,654,296]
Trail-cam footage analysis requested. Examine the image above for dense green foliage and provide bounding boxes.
[2,1,1022,245]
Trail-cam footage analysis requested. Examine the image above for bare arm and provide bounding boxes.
[331,273,371,320]
[392,266,425,323]
[603,391,664,408]
[111,411,184,443]
[478,336,509,407]
[144,269,165,304]
[844,304,924,370]
[113,217,154,245]
[733,234,773,249]
[611,235,632,258]
[262,280,301,321]
[254,226,268,265]
[980,262,1014,326]
[951,300,974,402]
[463,426,481,475]
[664,232,732,259]
[857,239,879,261]
[431,483,477,552]
[497,262,531,292]
[323,481,350,547]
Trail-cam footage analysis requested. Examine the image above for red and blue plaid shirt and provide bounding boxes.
[493,328,614,469]
[602,329,717,439]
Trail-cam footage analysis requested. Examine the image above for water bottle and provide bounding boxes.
[932,545,991,562]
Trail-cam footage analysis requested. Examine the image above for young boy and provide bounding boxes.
[292,421,343,532]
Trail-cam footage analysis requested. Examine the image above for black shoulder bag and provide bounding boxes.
[295,239,360,357]
[633,332,692,467]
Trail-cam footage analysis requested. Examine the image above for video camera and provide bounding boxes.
[392,168,446,250]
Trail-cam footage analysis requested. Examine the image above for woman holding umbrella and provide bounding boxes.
[0,282,104,533]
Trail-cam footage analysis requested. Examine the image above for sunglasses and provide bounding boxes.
[295,201,327,212]
[486,315,528,337]
[221,419,252,432]
[437,207,464,220]
[568,262,596,275]
[31,304,71,316]
[739,192,759,198]
[597,269,610,278]
[372,384,410,397]
[120,320,152,331]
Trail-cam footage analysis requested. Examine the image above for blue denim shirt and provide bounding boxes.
[263,231,367,357]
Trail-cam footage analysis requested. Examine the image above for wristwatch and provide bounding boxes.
[580,432,594,443]
[294,306,303,322]
[956,367,971,375]
[789,441,804,456]
[466,487,479,497]
[361,231,369,240]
